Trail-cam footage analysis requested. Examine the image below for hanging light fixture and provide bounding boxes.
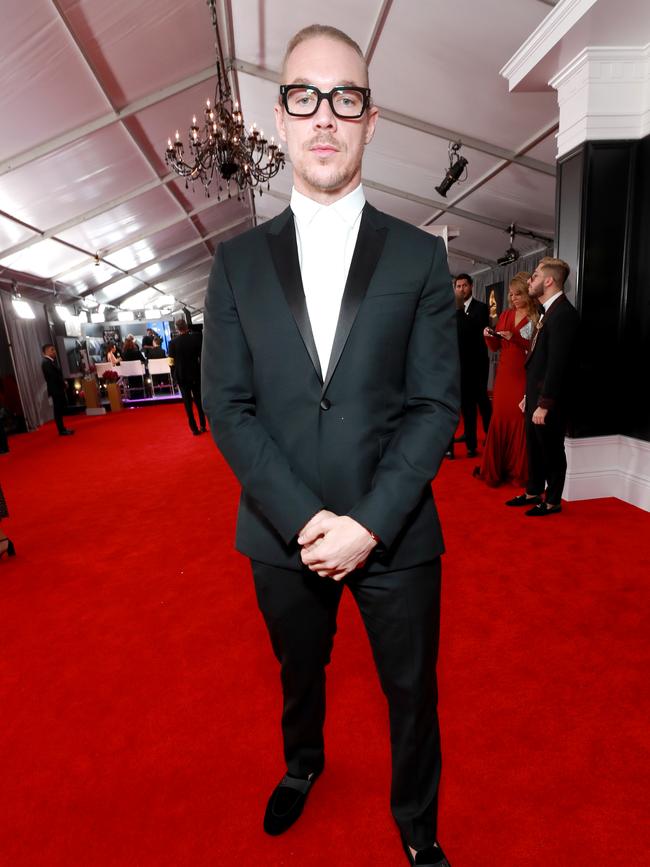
[164,0,285,199]
[497,224,521,266]
[435,141,469,198]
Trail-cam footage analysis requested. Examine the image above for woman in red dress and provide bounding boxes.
[476,272,539,487]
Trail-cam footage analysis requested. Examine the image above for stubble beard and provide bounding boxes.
[295,134,360,194]
[528,282,543,299]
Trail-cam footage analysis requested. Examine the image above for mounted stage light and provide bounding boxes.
[117,310,134,323]
[91,311,105,324]
[55,304,72,321]
[435,141,468,198]
[497,223,521,266]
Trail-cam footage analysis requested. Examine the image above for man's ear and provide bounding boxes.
[274,102,287,144]
[364,105,379,145]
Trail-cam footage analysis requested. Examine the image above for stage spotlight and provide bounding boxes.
[497,223,520,266]
[435,141,468,198]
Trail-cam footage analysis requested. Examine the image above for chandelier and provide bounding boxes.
[164,0,285,199]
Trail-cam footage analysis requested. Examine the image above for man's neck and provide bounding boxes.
[293,175,362,206]
[541,288,563,306]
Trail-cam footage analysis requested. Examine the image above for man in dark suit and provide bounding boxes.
[168,319,206,435]
[41,344,74,436]
[451,274,491,457]
[202,25,458,867]
[506,257,579,516]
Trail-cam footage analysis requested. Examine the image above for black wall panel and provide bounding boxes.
[556,135,650,441]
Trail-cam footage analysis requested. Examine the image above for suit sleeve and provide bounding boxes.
[347,237,460,548]
[538,307,579,410]
[201,244,324,544]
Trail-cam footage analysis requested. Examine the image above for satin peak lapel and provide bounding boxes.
[322,206,387,393]
[266,211,322,382]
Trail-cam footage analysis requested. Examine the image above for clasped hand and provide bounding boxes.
[298,510,378,582]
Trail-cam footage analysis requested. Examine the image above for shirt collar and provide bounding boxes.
[290,184,365,227]
[543,291,563,313]
[463,297,472,312]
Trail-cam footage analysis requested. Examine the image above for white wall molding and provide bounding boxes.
[564,435,650,511]
[550,44,650,156]
[500,0,598,91]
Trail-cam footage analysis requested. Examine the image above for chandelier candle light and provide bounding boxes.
[165,0,285,198]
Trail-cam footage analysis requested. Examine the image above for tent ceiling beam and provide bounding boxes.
[362,179,553,241]
[0,67,216,178]
[423,119,559,227]
[0,175,176,260]
[365,0,395,66]
[230,59,556,176]
[447,246,498,267]
[110,256,213,306]
[88,216,249,295]
[48,0,219,264]
[264,181,552,241]
[51,197,235,282]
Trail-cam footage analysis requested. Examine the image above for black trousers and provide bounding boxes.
[179,378,205,432]
[52,395,67,434]
[460,371,491,452]
[251,558,443,850]
[525,409,567,503]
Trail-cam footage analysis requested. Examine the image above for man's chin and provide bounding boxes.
[301,168,351,194]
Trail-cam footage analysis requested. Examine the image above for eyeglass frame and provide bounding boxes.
[279,84,372,119]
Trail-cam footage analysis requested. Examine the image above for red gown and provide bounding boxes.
[478,309,532,487]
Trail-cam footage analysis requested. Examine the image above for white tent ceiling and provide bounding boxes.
[0,0,561,317]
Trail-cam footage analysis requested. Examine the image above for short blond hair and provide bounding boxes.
[539,257,570,289]
[281,25,369,86]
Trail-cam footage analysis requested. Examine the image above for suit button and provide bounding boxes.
[320,398,331,411]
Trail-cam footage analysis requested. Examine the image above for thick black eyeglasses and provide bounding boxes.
[279,84,371,119]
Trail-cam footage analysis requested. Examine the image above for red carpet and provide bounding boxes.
[1,405,648,866]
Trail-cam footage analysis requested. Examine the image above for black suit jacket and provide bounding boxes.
[456,298,490,379]
[525,294,579,413]
[202,204,460,572]
[41,357,66,399]
[168,332,202,386]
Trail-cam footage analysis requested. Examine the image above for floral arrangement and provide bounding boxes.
[101,369,120,383]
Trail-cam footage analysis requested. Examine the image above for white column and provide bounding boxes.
[550,45,650,158]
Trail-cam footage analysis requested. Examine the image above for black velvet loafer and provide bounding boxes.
[401,835,451,866]
[505,493,542,507]
[525,502,562,517]
[263,771,320,835]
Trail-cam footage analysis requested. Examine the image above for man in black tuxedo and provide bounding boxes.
[452,274,491,457]
[41,344,74,436]
[168,319,206,436]
[202,24,458,867]
[506,257,579,516]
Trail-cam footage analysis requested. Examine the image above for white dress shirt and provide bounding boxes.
[290,184,365,374]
